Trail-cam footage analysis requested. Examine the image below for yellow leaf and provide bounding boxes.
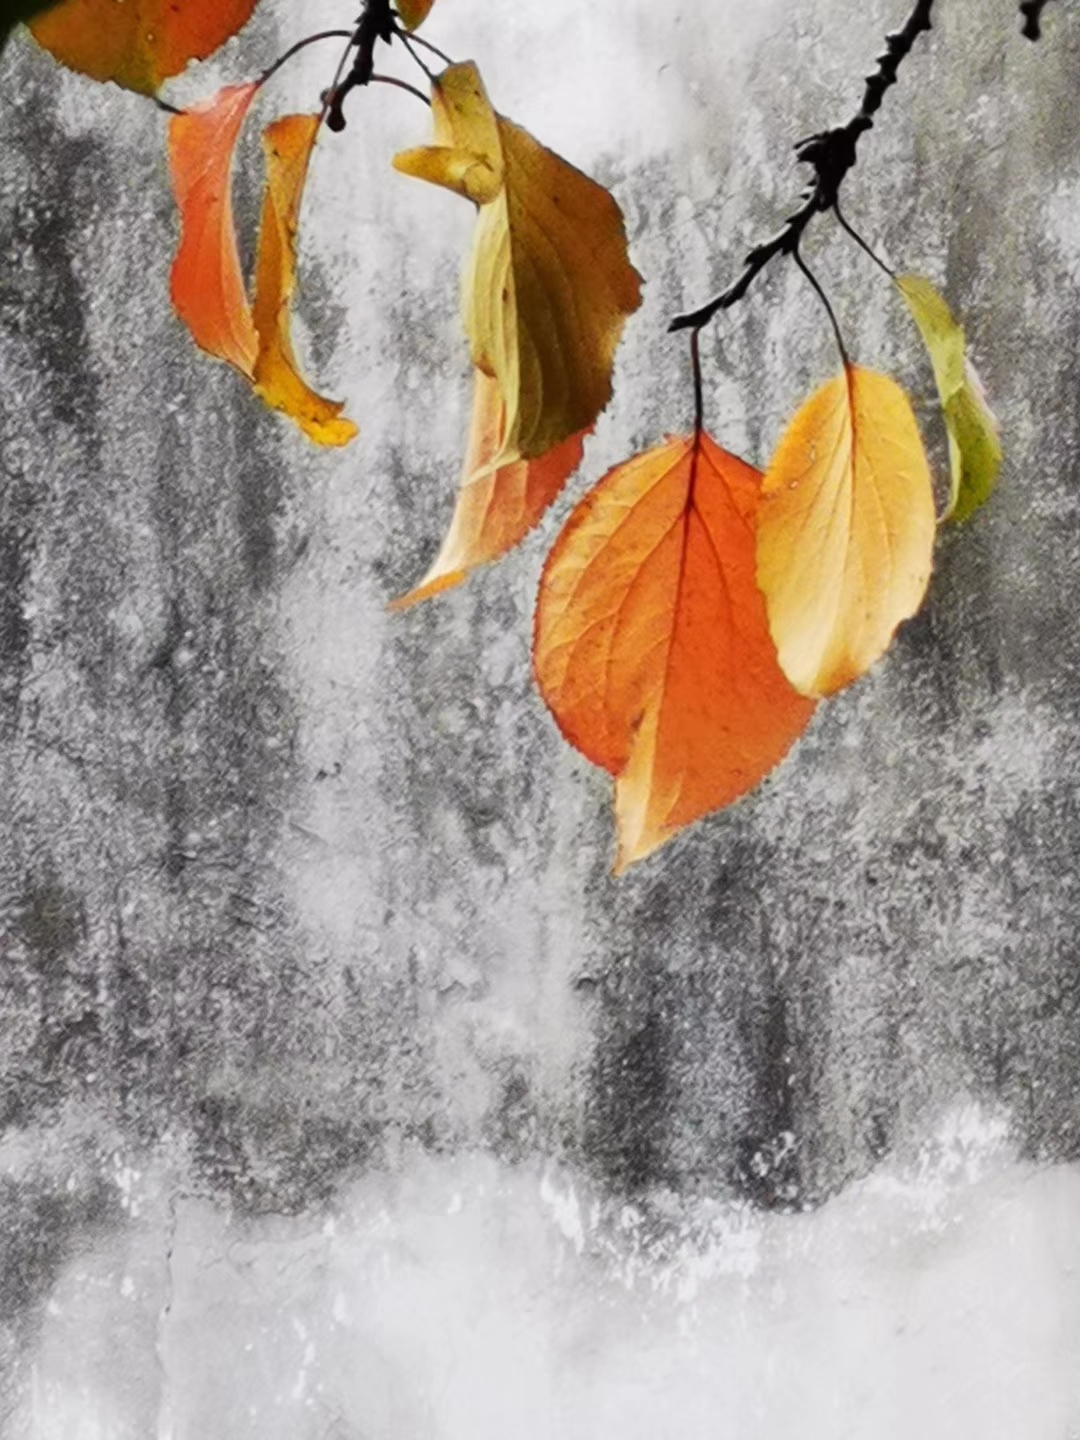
[757,366,936,698]
[252,114,357,447]
[392,370,586,607]
[396,0,436,30]
[897,274,1002,524]
[394,61,642,462]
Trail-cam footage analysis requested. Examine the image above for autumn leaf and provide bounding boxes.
[251,114,357,447]
[897,273,1002,523]
[396,0,436,30]
[28,0,259,95]
[168,83,259,379]
[535,432,816,871]
[1,0,59,56]
[756,365,936,699]
[393,371,585,607]
[394,61,642,462]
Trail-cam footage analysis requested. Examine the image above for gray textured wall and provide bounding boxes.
[3,0,1080,1433]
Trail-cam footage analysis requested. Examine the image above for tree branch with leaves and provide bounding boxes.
[1,0,1061,868]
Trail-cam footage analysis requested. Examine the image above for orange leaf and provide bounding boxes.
[251,114,357,447]
[393,371,585,608]
[29,0,259,95]
[757,365,936,698]
[168,82,259,379]
[535,432,816,871]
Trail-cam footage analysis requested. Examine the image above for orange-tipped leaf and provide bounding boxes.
[252,114,357,447]
[393,371,585,607]
[535,432,816,871]
[168,83,259,378]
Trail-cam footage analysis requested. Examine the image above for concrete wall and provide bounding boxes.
[2,0,1080,1433]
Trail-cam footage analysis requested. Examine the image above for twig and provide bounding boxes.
[370,73,431,106]
[670,0,934,332]
[793,247,850,368]
[258,29,354,88]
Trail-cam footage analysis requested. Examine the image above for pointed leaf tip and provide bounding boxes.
[252,113,357,447]
[535,432,816,870]
[757,366,936,698]
[393,370,585,609]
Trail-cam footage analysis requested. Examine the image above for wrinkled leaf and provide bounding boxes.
[757,365,936,698]
[393,370,584,607]
[252,114,357,447]
[396,0,436,29]
[897,273,1002,523]
[168,82,259,378]
[29,0,259,94]
[535,432,816,871]
[394,61,641,463]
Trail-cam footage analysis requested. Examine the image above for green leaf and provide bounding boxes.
[897,272,1002,524]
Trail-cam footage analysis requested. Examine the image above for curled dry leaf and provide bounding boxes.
[29,0,259,94]
[252,114,357,447]
[535,432,816,871]
[396,0,437,30]
[897,273,1002,524]
[757,365,936,698]
[392,60,641,596]
[169,93,355,445]
[168,83,259,379]
[392,371,585,608]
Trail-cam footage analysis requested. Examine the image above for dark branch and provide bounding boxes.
[1020,1,1052,39]
[326,0,396,133]
[670,0,934,332]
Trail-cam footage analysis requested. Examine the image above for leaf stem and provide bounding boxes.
[670,0,934,331]
[793,247,850,370]
[396,28,436,80]
[370,73,431,106]
[690,327,704,436]
[833,200,895,280]
[258,29,355,88]
[394,25,453,68]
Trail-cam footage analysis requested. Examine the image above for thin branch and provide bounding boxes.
[395,26,453,68]
[690,327,704,435]
[370,73,431,106]
[1020,1,1053,38]
[833,198,895,279]
[670,0,934,332]
[397,28,436,81]
[258,29,355,88]
[793,247,850,369]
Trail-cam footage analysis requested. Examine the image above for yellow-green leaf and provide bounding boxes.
[396,0,436,29]
[897,273,1002,524]
[394,61,642,463]
[757,365,936,698]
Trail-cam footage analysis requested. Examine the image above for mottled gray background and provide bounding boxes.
[2,1,1080,1435]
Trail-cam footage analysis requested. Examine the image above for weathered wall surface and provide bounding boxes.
[2,0,1080,1433]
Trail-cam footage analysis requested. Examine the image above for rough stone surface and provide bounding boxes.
[3,0,1080,1432]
